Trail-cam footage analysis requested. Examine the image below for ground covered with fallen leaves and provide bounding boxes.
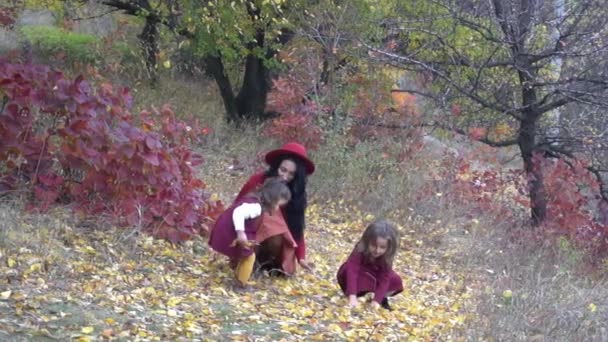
[0,200,473,341]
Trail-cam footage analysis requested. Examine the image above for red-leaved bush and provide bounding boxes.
[533,153,608,260]
[0,60,223,242]
[0,5,16,28]
[263,76,324,150]
[415,146,608,264]
[415,150,527,222]
[348,76,423,146]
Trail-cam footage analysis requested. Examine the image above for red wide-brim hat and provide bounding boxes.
[265,142,315,175]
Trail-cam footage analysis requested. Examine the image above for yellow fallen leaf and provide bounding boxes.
[81,326,94,334]
[167,297,182,307]
[344,329,357,338]
[0,290,11,300]
[104,318,116,325]
[300,308,314,317]
[11,292,26,301]
[83,246,96,255]
[327,323,342,333]
[212,287,228,296]
[7,258,16,268]
[28,263,43,275]
[281,325,306,335]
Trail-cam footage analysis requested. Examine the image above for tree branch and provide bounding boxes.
[587,165,608,203]
[541,144,608,203]
[356,119,518,148]
[71,8,121,21]
[101,0,142,16]
[100,0,194,37]
[365,42,512,115]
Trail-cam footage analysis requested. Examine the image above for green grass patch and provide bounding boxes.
[20,26,100,65]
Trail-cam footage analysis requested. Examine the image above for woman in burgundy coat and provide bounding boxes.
[235,142,315,274]
[209,179,291,285]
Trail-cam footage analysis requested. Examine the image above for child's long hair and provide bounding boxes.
[356,219,400,267]
[257,178,291,213]
[265,156,308,240]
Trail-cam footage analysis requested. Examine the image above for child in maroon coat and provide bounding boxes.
[337,220,403,310]
[209,179,291,286]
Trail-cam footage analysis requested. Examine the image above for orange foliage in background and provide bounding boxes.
[348,75,422,145]
[263,76,324,150]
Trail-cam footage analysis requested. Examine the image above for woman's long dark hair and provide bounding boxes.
[265,155,308,241]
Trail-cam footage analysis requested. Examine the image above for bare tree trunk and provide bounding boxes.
[235,54,269,120]
[547,0,565,143]
[507,0,549,225]
[233,1,271,121]
[204,56,238,122]
[519,117,547,224]
[138,15,159,84]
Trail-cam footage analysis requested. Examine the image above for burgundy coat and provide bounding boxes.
[337,249,403,303]
[236,172,306,260]
[208,195,260,259]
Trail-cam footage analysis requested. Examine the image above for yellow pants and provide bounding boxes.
[235,253,255,285]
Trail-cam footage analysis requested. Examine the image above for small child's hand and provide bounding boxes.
[298,259,314,271]
[348,295,359,308]
[231,231,255,249]
[235,231,248,246]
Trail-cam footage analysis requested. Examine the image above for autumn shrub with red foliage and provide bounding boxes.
[532,153,608,261]
[263,76,324,150]
[413,149,526,223]
[0,60,223,242]
[416,144,608,264]
[347,76,424,149]
[0,5,16,28]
